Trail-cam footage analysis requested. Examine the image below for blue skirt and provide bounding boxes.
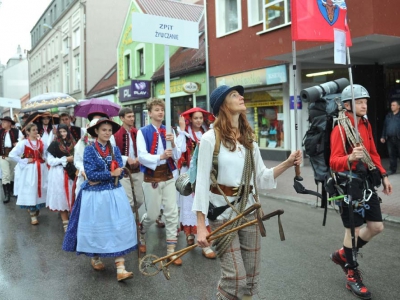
[62,187,137,257]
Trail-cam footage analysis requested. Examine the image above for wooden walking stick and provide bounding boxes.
[139,205,285,280]
[122,167,141,260]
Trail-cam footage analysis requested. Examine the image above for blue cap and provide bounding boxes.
[210,85,244,116]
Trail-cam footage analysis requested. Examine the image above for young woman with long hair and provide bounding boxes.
[193,85,302,300]
[46,124,76,232]
[9,123,48,225]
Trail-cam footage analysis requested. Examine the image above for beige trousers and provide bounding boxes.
[120,172,145,210]
[141,179,178,243]
[0,157,17,185]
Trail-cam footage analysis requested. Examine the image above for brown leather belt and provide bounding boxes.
[124,163,140,177]
[143,164,173,183]
[210,184,253,197]
[2,147,12,158]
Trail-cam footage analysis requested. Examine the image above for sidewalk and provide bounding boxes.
[262,158,400,224]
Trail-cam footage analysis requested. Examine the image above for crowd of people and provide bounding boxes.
[0,83,392,300]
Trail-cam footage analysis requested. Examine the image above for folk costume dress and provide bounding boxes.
[178,125,211,236]
[46,137,75,211]
[193,129,277,300]
[62,142,137,257]
[74,132,94,197]
[9,138,48,211]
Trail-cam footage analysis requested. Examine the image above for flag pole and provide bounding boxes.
[292,40,302,181]
[346,45,359,267]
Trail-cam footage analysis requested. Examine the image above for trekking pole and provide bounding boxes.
[292,41,303,182]
[346,46,359,266]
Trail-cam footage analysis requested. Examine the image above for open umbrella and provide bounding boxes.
[74,98,121,119]
[20,93,77,113]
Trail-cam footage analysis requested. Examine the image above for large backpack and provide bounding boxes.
[303,93,341,183]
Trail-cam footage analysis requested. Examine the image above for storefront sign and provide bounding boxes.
[266,65,287,85]
[246,100,283,108]
[119,86,135,103]
[131,13,199,49]
[216,69,266,88]
[290,96,302,110]
[182,82,199,94]
[159,78,187,95]
[131,80,151,98]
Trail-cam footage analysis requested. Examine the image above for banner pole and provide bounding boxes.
[292,40,302,181]
[164,45,172,149]
[346,45,359,266]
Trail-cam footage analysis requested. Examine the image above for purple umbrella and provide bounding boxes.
[74,98,121,118]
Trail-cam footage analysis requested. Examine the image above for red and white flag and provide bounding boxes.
[291,0,352,46]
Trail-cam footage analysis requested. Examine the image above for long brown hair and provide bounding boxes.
[213,101,254,151]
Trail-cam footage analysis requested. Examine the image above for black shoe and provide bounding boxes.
[3,184,10,204]
[346,266,371,299]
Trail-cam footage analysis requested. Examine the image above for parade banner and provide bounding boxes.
[291,0,352,46]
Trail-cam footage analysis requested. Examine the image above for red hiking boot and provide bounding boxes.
[330,248,348,275]
[346,267,371,300]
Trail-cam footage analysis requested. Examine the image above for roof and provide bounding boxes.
[137,0,203,22]
[152,16,205,81]
[86,64,117,98]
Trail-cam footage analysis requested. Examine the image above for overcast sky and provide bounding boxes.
[0,0,52,64]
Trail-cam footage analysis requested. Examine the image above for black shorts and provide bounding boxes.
[339,192,382,228]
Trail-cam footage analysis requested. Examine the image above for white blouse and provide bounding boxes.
[192,129,277,220]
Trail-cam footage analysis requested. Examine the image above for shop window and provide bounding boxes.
[244,89,284,149]
[263,0,291,32]
[216,0,242,37]
[171,96,207,128]
[248,0,263,26]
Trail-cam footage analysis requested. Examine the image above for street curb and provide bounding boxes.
[262,192,400,225]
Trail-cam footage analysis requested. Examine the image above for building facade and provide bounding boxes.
[1,46,29,117]
[85,0,131,93]
[29,0,85,102]
[116,0,203,128]
[206,0,400,159]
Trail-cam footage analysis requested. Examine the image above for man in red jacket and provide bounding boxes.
[329,84,392,300]
[113,107,144,213]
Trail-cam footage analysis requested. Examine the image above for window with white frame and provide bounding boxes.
[73,28,80,48]
[137,48,144,76]
[216,0,241,37]
[263,0,291,31]
[74,54,81,90]
[63,38,69,55]
[64,61,70,93]
[124,53,131,80]
[248,0,263,26]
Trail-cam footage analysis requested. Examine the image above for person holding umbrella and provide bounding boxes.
[177,107,216,259]
[46,124,77,232]
[9,123,48,224]
[63,118,137,282]
[37,112,54,148]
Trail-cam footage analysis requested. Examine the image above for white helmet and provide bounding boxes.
[341,84,370,103]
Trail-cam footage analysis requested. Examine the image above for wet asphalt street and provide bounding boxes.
[1,196,399,300]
